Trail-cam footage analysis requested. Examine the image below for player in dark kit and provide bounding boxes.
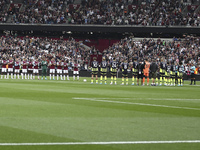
[150,59,158,86]
[170,61,176,86]
[91,57,99,84]
[178,62,184,86]
[63,59,70,80]
[27,58,33,80]
[137,59,145,86]
[121,59,129,85]
[166,62,171,86]
[100,57,108,84]
[159,57,167,86]
[110,58,118,85]
[132,58,138,85]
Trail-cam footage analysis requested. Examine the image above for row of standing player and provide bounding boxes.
[90,57,187,86]
[0,57,80,80]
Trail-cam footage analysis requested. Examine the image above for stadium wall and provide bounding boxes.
[0,24,200,34]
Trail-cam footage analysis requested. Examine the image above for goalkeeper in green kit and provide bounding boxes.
[41,57,48,80]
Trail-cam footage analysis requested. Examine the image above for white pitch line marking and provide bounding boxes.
[1,140,200,146]
[84,97,200,101]
[73,98,200,111]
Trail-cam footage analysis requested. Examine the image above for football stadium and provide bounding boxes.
[0,0,200,150]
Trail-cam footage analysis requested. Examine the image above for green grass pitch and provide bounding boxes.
[0,77,200,150]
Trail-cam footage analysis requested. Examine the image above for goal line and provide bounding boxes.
[1,140,200,146]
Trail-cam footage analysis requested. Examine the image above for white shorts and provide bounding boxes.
[63,70,68,74]
[8,68,13,72]
[1,68,7,72]
[50,69,55,74]
[73,71,79,75]
[15,69,20,73]
[22,69,27,73]
[33,69,39,73]
[57,69,62,74]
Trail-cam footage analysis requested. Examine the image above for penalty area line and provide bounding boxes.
[1,140,200,146]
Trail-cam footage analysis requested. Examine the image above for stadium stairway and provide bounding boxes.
[74,0,81,4]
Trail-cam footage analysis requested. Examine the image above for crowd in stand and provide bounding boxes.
[0,34,199,71]
[68,0,200,26]
[11,0,67,24]
[0,0,197,26]
[0,35,90,70]
[103,35,200,66]
[0,0,9,23]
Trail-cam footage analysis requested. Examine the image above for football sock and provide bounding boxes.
[53,74,55,79]
[77,76,79,80]
[11,73,13,79]
[178,78,180,84]
[18,74,20,79]
[57,75,59,80]
[181,79,183,85]
[30,74,32,79]
[14,74,16,79]
[50,74,51,79]
[114,77,117,84]
[67,75,69,80]
[143,77,145,84]
[122,78,124,84]
[111,76,113,83]
[96,79,98,83]
[132,76,134,84]
[168,79,170,85]
[156,78,158,84]
[7,73,9,79]
[163,77,166,84]
[194,79,196,84]
[64,75,65,80]
[126,78,128,84]
[147,78,149,84]
[173,79,175,84]
[160,77,162,83]
[61,75,62,80]
[100,76,103,84]
[91,79,93,83]
[21,73,23,79]
[73,75,75,80]
[104,76,107,84]
[25,74,27,79]
[28,74,29,79]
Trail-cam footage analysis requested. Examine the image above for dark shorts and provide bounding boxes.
[137,73,143,79]
[133,72,137,77]
[151,72,157,78]
[191,73,195,78]
[111,72,117,76]
[111,68,117,76]
[92,71,98,75]
[171,72,175,78]
[122,71,128,77]
[178,72,183,78]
